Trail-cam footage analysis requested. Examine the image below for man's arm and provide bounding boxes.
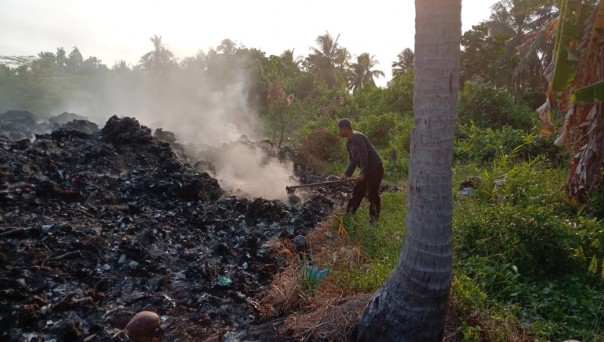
[355,136,370,176]
[344,152,356,177]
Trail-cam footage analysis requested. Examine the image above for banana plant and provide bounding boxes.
[537,0,604,200]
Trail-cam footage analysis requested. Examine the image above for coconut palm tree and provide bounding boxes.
[487,0,557,94]
[304,32,350,88]
[139,35,175,74]
[348,53,385,92]
[392,48,415,77]
[217,38,238,55]
[352,0,461,340]
[279,49,301,67]
[111,60,131,72]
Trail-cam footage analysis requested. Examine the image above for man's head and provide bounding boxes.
[337,118,353,138]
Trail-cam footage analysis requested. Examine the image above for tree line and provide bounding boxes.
[0,0,565,119]
[1,0,601,198]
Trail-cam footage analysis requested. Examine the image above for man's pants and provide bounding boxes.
[346,163,384,222]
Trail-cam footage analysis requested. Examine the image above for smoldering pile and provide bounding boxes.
[0,113,339,341]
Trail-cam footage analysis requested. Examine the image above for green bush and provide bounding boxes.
[297,125,346,174]
[354,113,413,181]
[356,112,403,147]
[457,78,537,130]
[455,124,527,164]
[388,113,414,153]
[587,185,604,221]
[454,124,568,166]
[383,153,409,180]
[453,158,604,340]
[454,159,588,274]
[381,71,414,113]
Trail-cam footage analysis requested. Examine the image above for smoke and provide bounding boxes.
[206,142,296,200]
[54,54,297,200]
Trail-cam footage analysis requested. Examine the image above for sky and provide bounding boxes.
[0,0,497,85]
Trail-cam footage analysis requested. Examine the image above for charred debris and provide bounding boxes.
[0,111,354,341]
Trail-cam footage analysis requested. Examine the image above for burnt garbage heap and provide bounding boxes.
[0,116,334,340]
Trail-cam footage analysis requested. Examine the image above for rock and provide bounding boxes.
[458,176,482,190]
[293,235,307,250]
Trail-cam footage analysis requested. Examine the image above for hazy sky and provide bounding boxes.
[0,0,496,84]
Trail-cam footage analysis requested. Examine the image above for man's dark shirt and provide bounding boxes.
[344,131,382,177]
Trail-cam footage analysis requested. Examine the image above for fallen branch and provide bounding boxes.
[53,251,83,260]
[0,227,42,238]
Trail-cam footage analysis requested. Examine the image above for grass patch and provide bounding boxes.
[310,156,604,340]
[325,192,406,290]
[293,121,604,340]
[452,157,604,341]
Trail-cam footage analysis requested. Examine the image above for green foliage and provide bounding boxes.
[303,32,350,90]
[297,123,346,174]
[382,71,414,113]
[455,160,579,275]
[519,90,547,110]
[573,80,604,103]
[325,154,603,340]
[329,192,407,290]
[350,72,413,116]
[348,53,385,93]
[451,274,488,310]
[461,23,509,87]
[0,47,109,114]
[351,85,386,115]
[457,78,538,130]
[356,112,402,147]
[383,152,409,181]
[586,186,604,220]
[454,124,567,166]
[453,156,604,340]
[342,112,414,181]
[392,48,414,77]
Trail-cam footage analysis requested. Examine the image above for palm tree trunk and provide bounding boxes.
[352,0,461,341]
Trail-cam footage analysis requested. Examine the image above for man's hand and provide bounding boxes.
[357,174,366,182]
[339,175,348,183]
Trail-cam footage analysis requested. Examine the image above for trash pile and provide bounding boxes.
[0,113,339,341]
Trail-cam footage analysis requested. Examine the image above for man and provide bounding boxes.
[338,118,384,223]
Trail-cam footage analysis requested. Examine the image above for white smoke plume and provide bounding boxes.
[56,54,297,200]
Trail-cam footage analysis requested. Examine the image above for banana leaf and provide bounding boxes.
[573,81,604,102]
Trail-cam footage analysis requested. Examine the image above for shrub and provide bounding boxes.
[455,125,527,164]
[454,124,568,166]
[381,71,414,113]
[388,113,414,153]
[587,185,604,220]
[297,126,345,173]
[383,153,409,180]
[457,78,537,130]
[356,112,400,147]
[356,112,413,148]
[453,158,604,340]
[354,113,413,181]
